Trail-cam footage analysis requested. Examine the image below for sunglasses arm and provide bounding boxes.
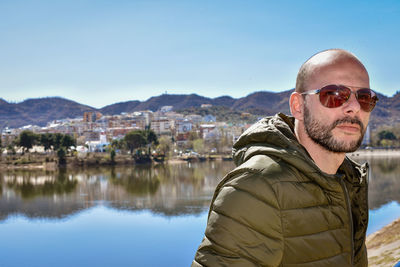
[301,89,321,96]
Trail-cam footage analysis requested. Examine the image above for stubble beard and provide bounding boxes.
[303,105,365,153]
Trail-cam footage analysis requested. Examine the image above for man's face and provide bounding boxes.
[303,102,365,152]
[302,59,371,153]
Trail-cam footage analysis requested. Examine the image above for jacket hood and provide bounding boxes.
[233,113,309,167]
[232,113,368,185]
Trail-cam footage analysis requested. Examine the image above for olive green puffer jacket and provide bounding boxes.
[192,113,368,267]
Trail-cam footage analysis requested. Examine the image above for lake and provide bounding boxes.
[0,157,399,267]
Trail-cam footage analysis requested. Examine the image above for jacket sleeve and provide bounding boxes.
[192,171,284,267]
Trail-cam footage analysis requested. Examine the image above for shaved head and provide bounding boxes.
[295,49,369,93]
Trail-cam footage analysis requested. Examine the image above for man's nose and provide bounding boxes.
[343,91,361,114]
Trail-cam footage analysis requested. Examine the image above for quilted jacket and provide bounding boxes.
[192,113,369,266]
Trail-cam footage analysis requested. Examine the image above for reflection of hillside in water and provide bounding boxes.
[107,162,234,216]
[4,169,77,199]
[0,169,84,221]
[0,161,235,220]
[362,157,400,210]
[3,157,396,220]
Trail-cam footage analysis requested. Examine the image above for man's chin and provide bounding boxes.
[328,138,362,153]
[333,128,362,137]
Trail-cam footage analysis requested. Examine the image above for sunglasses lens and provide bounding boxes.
[357,88,378,112]
[317,85,378,112]
[319,85,350,108]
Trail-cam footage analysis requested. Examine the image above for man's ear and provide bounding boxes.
[290,92,304,121]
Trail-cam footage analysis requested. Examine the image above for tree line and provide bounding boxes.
[2,125,400,159]
[4,131,76,154]
[1,129,161,152]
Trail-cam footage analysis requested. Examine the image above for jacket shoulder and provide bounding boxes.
[194,155,285,266]
[232,154,305,184]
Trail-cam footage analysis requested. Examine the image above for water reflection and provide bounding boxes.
[1,157,399,221]
[4,169,77,199]
[364,157,400,210]
[0,161,235,221]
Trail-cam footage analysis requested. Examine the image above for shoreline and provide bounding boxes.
[348,148,400,158]
[2,147,400,170]
[367,217,400,266]
[0,153,231,170]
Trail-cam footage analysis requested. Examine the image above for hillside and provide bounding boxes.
[0,90,399,129]
[0,97,95,128]
[367,218,400,266]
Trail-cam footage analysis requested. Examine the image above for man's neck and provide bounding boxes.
[295,123,345,175]
[303,141,345,175]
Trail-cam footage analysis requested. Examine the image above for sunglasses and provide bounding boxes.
[301,84,379,112]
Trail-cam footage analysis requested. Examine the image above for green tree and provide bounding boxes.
[111,139,125,149]
[110,149,116,164]
[380,139,393,147]
[52,133,64,150]
[7,144,16,155]
[157,136,172,156]
[193,139,206,154]
[61,134,76,149]
[124,131,147,154]
[144,129,158,154]
[377,130,397,147]
[145,129,159,146]
[40,133,53,151]
[378,130,397,141]
[57,147,67,165]
[18,130,38,153]
[188,131,199,141]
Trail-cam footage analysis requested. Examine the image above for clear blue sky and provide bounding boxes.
[0,0,399,108]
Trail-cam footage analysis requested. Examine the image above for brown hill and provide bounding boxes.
[0,97,95,128]
[0,90,399,129]
[100,100,141,115]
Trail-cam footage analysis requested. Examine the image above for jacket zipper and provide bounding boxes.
[339,178,354,265]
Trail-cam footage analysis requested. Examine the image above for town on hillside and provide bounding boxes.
[1,101,398,167]
[0,104,254,164]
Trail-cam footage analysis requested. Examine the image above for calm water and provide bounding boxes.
[0,157,399,267]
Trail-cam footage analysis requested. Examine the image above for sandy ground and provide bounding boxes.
[367,218,400,266]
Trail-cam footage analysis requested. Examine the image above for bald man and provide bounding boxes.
[192,49,377,266]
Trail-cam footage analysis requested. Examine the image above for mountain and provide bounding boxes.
[100,100,141,115]
[0,90,399,129]
[0,97,95,128]
[99,91,293,116]
[133,94,212,111]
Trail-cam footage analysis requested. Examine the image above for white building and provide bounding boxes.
[86,132,109,152]
[151,118,171,135]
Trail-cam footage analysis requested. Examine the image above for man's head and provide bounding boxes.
[295,49,369,94]
[290,49,375,153]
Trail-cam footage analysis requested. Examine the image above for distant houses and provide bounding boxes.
[1,103,253,154]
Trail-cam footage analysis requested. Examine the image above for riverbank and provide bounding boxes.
[367,217,400,266]
[348,148,400,158]
[0,153,232,170]
[0,153,135,170]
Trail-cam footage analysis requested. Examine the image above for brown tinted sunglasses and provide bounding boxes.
[301,84,379,112]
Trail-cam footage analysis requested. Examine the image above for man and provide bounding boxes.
[192,49,378,266]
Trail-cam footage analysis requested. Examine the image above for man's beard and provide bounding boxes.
[303,105,365,153]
